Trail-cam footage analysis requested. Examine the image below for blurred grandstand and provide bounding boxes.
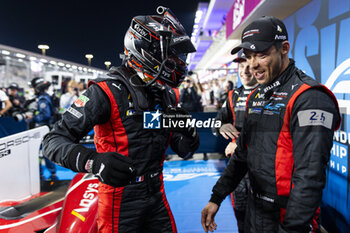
[0,44,106,94]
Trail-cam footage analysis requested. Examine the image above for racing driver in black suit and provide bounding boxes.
[43,7,199,233]
[202,16,340,233]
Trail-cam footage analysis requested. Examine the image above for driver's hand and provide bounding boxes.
[219,123,239,140]
[225,142,237,157]
[201,202,219,233]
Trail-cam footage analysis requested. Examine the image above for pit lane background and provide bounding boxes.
[283,0,350,232]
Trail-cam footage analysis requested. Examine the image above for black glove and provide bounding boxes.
[66,145,136,187]
[167,107,200,159]
[170,132,200,159]
[87,152,136,187]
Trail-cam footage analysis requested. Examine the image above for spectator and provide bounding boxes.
[78,81,87,95]
[7,82,26,116]
[204,81,215,106]
[217,80,234,109]
[179,77,202,112]
[202,16,341,233]
[0,89,12,117]
[60,80,79,113]
[199,82,209,108]
[213,79,223,107]
[28,77,57,181]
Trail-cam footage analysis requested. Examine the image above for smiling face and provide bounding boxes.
[244,41,290,85]
[238,60,257,87]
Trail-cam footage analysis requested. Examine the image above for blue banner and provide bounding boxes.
[0,117,27,138]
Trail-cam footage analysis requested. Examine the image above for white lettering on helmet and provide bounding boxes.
[134,23,148,37]
[173,36,189,43]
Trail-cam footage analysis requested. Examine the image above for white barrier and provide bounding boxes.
[0,126,49,202]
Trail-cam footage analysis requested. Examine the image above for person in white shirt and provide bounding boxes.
[59,80,78,113]
[0,89,12,117]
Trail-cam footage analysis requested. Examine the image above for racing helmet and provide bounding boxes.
[29,77,51,94]
[124,6,196,88]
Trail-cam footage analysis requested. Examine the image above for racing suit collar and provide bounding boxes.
[243,82,259,91]
[258,59,296,96]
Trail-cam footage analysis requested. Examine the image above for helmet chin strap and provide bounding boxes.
[129,57,170,88]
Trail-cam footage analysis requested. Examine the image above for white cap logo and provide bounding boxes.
[250,44,256,50]
[277,25,282,32]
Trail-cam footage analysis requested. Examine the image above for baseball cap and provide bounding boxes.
[233,50,246,63]
[9,82,19,90]
[231,16,288,55]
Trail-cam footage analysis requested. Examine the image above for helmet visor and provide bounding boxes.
[161,9,196,54]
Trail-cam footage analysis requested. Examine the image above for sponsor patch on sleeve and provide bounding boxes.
[67,107,83,119]
[39,102,47,109]
[297,109,333,129]
[74,95,90,107]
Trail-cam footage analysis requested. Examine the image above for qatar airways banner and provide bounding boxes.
[226,0,262,38]
[283,0,350,231]
[0,126,49,201]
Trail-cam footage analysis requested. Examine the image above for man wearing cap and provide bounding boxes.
[7,82,26,116]
[212,50,258,233]
[202,16,340,233]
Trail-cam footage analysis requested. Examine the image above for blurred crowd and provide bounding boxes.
[0,78,88,180]
[178,76,235,113]
[1,76,234,127]
[0,79,87,129]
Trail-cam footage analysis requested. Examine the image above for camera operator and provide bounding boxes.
[7,82,26,117]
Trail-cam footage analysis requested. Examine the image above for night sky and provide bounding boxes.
[0,0,208,69]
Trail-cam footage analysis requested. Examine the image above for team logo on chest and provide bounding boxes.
[263,103,285,115]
